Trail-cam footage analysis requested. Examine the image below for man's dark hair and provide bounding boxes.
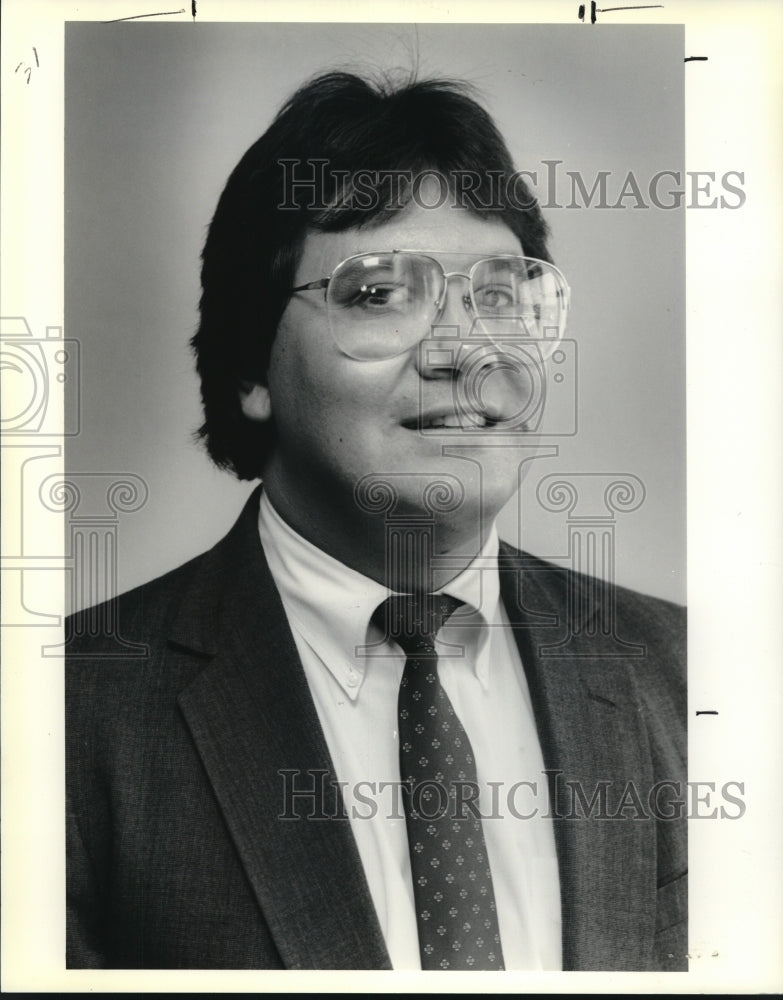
[192,70,552,480]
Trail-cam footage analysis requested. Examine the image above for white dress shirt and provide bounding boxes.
[258,491,562,970]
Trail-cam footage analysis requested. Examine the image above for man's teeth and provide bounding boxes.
[424,413,488,428]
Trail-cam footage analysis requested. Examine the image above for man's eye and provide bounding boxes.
[474,285,514,309]
[344,282,408,310]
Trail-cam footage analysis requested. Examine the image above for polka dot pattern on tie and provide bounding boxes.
[375,594,505,971]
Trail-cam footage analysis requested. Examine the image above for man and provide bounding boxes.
[66,71,686,971]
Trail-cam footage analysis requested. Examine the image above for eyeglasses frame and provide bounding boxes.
[287,249,571,360]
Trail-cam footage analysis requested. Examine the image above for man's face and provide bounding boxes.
[255,199,538,549]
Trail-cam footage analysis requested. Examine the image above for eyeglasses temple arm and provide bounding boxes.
[289,278,330,294]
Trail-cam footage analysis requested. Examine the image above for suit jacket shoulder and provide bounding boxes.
[500,541,686,707]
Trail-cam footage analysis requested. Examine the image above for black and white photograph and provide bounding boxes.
[2,1,781,993]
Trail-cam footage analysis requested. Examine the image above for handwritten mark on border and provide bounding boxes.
[579,2,664,22]
[103,8,185,24]
[14,48,39,85]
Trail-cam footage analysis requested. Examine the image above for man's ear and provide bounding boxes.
[239,381,272,423]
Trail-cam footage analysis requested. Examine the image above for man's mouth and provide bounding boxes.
[402,411,498,430]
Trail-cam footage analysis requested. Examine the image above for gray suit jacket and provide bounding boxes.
[66,486,687,970]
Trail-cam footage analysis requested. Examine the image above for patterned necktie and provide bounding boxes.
[375,593,505,971]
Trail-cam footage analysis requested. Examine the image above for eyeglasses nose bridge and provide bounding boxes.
[433,268,474,319]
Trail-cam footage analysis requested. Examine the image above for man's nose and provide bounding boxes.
[415,274,475,380]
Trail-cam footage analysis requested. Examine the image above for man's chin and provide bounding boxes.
[351,468,515,532]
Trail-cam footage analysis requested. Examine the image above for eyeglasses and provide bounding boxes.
[288,250,570,361]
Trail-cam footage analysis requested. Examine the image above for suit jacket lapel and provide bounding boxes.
[499,545,657,971]
[172,488,391,970]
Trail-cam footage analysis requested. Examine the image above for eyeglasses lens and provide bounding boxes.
[327,253,566,361]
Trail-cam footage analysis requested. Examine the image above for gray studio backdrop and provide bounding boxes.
[64,22,685,611]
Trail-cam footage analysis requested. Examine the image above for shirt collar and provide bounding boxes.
[258,490,501,701]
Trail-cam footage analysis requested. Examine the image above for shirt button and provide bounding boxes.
[346,673,359,688]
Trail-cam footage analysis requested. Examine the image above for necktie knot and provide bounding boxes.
[374,593,463,656]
